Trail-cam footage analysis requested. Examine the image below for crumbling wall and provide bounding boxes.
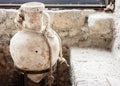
[0,9,114,86]
[48,10,114,49]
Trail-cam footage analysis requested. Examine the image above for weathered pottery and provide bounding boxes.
[10,2,61,83]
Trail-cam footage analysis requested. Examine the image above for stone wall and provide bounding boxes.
[0,9,114,86]
[112,0,120,61]
[48,10,114,49]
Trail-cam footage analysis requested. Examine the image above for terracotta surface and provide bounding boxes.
[10,2,61,83]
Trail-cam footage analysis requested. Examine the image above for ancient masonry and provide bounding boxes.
[0,5,115,86]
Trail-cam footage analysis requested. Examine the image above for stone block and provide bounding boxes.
[0,9,7,24]
[49,10,85,30]
[71,10,86,29]
[82,9,96,17]
[112,0,120,61]
[0,9,17,36]
[69,28,81,37]
[115,0,120,12]
[51,10,73,30]
[88,12,113,35]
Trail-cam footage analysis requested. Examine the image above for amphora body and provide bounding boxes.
[10,2,61,83]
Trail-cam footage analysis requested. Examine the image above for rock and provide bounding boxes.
[112,0,120,60]
[0,9,7,24]
[88,12,114,35]
[52,10,85,30]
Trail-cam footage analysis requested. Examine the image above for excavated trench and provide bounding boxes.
[0,1,119,85]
